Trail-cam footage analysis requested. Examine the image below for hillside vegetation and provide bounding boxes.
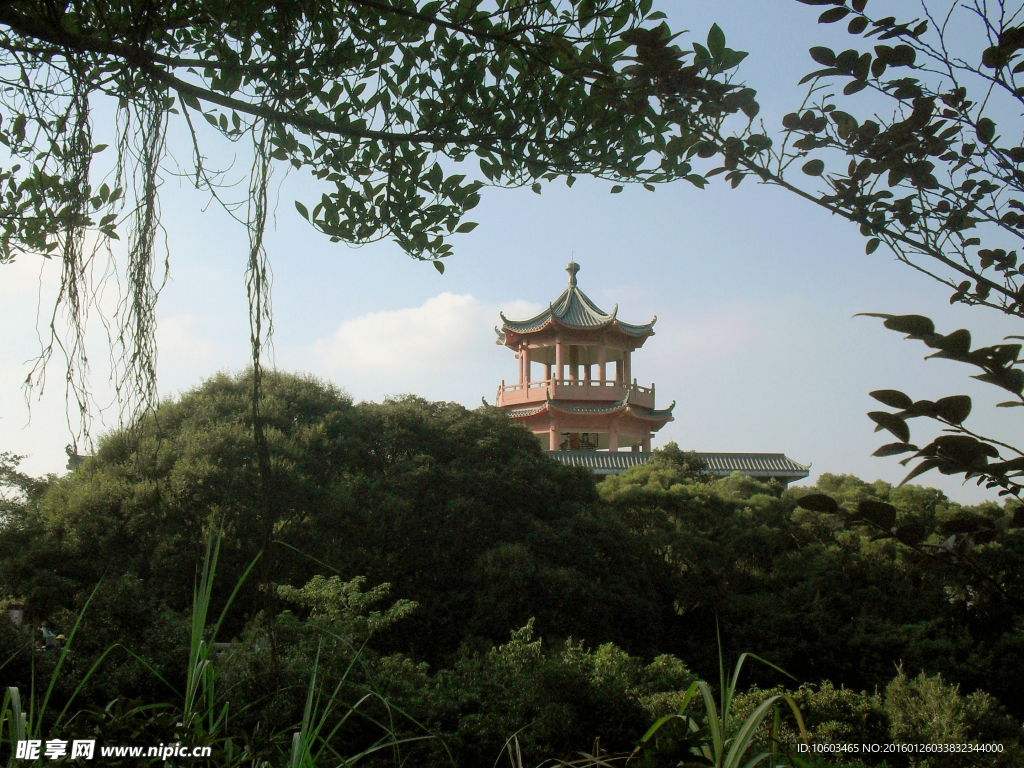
[1,371,1022,766]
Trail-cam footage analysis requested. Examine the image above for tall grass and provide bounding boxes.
[636,637,809,768]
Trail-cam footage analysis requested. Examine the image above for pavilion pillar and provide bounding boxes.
[555,337,564,380]
[642,434,651,452]
[624,348,632,385]
[598,344,607,384]
[517,349,524,385]
[608,422,619,452]
[545,363,552,381]
[570,345,579,381]
[583,351,591,383]
[615,359,623,384]
[549,418,559,451]
[523,345,531,383]
[632,443,640,453]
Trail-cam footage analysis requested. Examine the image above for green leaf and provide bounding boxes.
[873,442,918,457]
[796,493,840,514]
[848,16,869,34]
[294,201,309,220]
[532,182,542,194]
[707,24,726,58]
[870,389,913,409]
[977,117,996,144]
[894,521,925,545]
[883,314,935,336]
[856,500,897,529]
[934,395,972,425]
[432,260,445,274]
[181,92,202,110]
[996,401,1024,407]
[865,238,880,254]
[941,517,983,534]
[809,47,837,66]
[802,159,825,176]
[819,7,851,23]
[456,221,478,233]
[868,411,911,442]
[610,185,624,193]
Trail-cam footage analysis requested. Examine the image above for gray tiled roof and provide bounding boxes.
[547,451,811,480]
[499,263,656,337]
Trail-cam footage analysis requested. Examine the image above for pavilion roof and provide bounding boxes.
[497,263,656,339]
[548,451,811,479]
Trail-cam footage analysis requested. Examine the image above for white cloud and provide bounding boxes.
[313,293,537,375]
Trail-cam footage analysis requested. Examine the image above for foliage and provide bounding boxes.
[0,0,755,438]
[626,0,1024,317]
[793,315,1024,611]
[19,370,675,666]
[635,644,808,768]
[731,682,888,761]
[277,575,418,648]
[601,466,1024,719]
[369,620,697,768]
[731,670,1024,768]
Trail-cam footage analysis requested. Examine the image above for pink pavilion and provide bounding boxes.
[495,262,675,453]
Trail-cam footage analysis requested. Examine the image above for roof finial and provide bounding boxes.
[566,257,580,286]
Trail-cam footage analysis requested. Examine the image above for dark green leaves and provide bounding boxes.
[802,159,825,176]
[884,314,934,336]
[934,395,971,424]
[868,411,911,442]
[894,521,925,545]
[707,24,726,58]
[856,500,897,529]
[870,389,913,409]
[977,117,996,143]
[819,7,851,23]
[810,47,837,66]
[796,494,840,514]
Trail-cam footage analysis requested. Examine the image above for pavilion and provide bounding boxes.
[495,263,810,485]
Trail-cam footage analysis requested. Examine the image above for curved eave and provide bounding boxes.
[505,399,674,424]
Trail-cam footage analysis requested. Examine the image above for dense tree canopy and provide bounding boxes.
[3,379,1023,764]
[9,370,677,663]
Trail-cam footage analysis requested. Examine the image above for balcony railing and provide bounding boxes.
[496,379,655,409]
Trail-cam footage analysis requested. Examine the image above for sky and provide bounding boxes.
[2,1,1021,504]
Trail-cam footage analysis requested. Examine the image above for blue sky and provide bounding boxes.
[2,1,1020,503]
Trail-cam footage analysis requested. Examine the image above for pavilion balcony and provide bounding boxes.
[496,379,656,409]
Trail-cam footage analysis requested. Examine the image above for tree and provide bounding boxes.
[26,371,678,661]
[0,0,746,441]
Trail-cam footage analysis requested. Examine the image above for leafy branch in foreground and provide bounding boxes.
[0,0,756,441]
[795,312,1024,604]
[637,0,1024,318]
[857,313,1024,498]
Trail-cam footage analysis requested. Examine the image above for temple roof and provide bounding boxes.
[547,451,811,480]
[497,262,656,340]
